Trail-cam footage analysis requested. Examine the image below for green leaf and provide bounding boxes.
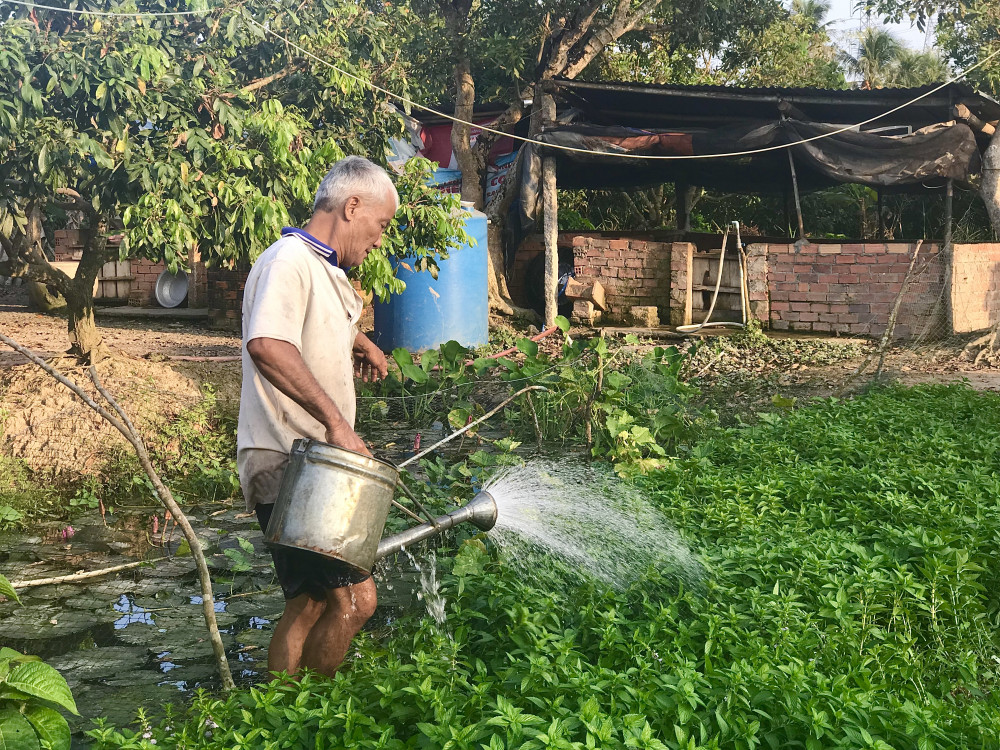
[771,394,797,409]
[516,338,538,358]
[5,662,77,715]
[0,688,34,702]
[0,574,20,605]
[399,363,429,384]
[175,539,191,557]
[23,706,69,750]
[391,348,412,370]
[441,339,465,365]
[0,708,40,750]
[554,315,570,333]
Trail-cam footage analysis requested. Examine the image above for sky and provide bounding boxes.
[825,0,932,52]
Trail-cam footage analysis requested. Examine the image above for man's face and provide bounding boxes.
[340,191,397,269]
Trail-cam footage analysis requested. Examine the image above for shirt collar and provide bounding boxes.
[281,227,338,267]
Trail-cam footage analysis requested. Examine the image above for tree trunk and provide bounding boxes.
[982,128,1000,237]
[66,228,111,362]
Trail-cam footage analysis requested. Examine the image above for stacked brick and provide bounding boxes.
[207,266,248,331]
[129,258,168,306]
[510,233,674,323]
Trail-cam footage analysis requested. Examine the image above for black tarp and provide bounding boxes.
[519,119,982,227]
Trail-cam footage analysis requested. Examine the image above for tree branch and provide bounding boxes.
[55,188,98,219]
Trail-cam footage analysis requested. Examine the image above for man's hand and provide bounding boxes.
[325,422,372,457]
[352,333,388,383]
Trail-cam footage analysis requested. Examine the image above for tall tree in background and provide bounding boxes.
[0,0,464,360]
[860,0,998,236]
[840,26,903,89]
[419,0,788,314]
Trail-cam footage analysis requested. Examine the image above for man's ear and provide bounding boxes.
[343,196,362,220]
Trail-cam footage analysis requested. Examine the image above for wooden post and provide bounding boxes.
[877,190,886,240]
[541,91,559,328]
[787,151,805,241]
[943,178,955,333]
[676,182,691,231]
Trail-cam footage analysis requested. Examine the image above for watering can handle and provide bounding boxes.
[394,475,445,529]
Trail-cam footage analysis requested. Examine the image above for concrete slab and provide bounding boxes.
[95,306,209,320]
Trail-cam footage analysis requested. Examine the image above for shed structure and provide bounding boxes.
[521,78,1000,331]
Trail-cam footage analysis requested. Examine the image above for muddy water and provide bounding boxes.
[0,502,423,740]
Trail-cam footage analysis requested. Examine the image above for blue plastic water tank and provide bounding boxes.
[373,205,489,352]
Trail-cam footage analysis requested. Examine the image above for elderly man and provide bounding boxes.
[238,156,394,677]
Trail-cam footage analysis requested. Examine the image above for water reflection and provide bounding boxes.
[113,594,155,629]
[189,595,227,612]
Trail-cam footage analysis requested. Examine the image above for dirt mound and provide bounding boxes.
[0,355,205,475]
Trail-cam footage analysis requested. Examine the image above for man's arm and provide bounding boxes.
[352,332,388,383]
[247,337,370,455]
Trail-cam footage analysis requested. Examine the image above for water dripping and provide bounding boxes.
[404,550,448,628]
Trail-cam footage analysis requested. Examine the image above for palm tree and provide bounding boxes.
[891,48,949,86]
[840,26,902,89]
[791,0,832,31]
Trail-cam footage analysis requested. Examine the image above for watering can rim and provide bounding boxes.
[292,437,400,474]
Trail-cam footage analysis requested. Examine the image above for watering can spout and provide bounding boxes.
[375,490,497,562]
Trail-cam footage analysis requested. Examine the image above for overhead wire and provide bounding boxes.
[4,0,1000,162]
[2,0,212,16]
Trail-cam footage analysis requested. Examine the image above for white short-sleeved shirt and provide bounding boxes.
[237,234,363,484]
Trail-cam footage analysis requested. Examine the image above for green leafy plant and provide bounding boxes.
[0,646,78,750]
[85,384,1000,750]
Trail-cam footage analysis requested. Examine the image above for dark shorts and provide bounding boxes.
[256,502,371,600]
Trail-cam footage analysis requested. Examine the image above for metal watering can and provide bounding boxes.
[263,438,498,573]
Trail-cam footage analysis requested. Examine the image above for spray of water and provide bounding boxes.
[483,460,701,588]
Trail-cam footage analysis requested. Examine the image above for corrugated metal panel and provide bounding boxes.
[551,79,1000,131]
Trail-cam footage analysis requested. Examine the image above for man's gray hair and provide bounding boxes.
[314,156,399,214]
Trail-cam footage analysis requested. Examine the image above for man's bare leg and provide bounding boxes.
[299,577,377,676]
[268,594,326,675]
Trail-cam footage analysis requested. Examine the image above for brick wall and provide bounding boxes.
[511,234,1000,339]
[951,243,1000,333]
[205,265,375,333]
[765,242,944,338]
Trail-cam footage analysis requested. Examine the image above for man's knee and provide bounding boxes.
[327,578,377,625]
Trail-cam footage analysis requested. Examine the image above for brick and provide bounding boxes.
[818,244,841,255]
[812,322,833,331]
[784,311,800,321]
[772,320,790,330]
[849,304,870,314]
[799,312,819,322]
[818,313,838,323]
[609,240,629,251]
[771,301,791,312]
[791,302,811,312]
[810,303,831,313]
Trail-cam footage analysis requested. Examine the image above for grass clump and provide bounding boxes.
[86,383,1000,750]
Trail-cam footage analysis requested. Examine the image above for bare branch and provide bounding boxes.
[0,330,235,691]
